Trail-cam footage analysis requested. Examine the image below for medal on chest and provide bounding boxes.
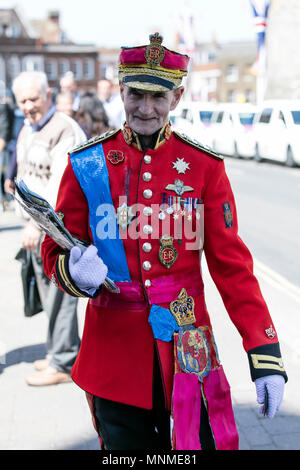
[172,157,190,175]
[117,202,135,230]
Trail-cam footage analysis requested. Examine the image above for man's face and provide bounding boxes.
[97,80,112,102]
[120,84,184,136]
[15,80,50,125]
[56,95,74,117]
[60,77,76,93]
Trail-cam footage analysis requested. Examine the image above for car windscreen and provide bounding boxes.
[259,108,272,123]
[199,111,214,123]
[291,110,300,124]
[239,112,255,125]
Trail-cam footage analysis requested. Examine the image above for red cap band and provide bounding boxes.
[119,46,189,71]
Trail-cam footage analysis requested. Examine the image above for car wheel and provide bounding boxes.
[254,143,262,162]
[286,147,296,167]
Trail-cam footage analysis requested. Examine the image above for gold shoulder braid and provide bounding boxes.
[173,130,223,161]
[70,129,121,154]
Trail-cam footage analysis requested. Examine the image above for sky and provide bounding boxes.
[1,0,256,48]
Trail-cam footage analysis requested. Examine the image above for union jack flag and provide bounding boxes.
[175,5,196,56]
[249,0,271,75]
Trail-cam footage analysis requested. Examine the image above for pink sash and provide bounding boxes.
[172,368,239,450]
[90,272,204,309]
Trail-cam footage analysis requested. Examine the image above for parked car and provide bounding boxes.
[209,103,257,158]
[170,101,217,148]
[169,105,195,138]
[252,100,300,167]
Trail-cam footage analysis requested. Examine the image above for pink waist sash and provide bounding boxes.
[90,271,204,309]
[172,368,239,450]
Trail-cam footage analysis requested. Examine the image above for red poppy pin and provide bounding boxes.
[107,150,125,165]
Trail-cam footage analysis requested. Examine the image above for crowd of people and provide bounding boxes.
[0,70,124,387]
[1,72,124,207]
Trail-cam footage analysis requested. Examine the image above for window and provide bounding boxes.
[208,51,216,62]
[22,55,44,72]
[259,108,272,123]
[0,55,6,84]
[227,90,238,102]
[216,111,224,123]
[59,60,70,77]
[291,110,300,125]
[278,111,286,126]
[84,59,95,80]
[226,64,238,82]
[71,60,82,80]
[245,89,254,103]
[199,111,213,123]
[239,113,255,125]
[243,64,254,83]
[8,55,21,80]
[46,60,57,80]
[181,108,193,123]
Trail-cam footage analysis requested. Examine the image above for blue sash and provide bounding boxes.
[70,143,131,282]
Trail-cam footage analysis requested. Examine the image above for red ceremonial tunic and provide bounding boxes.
[41,124,287,411]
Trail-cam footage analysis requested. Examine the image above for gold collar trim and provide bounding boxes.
[122,122,172,150]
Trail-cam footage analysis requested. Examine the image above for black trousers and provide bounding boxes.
[93,354,215,451]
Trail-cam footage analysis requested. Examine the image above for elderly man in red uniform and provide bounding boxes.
[41,33,287,450]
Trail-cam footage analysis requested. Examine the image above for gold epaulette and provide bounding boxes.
[173,130,223,161]
[70,129,121,154]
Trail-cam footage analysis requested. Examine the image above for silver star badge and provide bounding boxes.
[172,157,190,174]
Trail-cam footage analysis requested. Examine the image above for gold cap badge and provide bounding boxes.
[145,32,165,66]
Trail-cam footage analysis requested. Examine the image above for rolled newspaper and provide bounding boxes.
[13,179,120,294]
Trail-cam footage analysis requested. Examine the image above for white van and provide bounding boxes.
[252,100,300,166]
[210,103,257,158]
[170,101,217,148]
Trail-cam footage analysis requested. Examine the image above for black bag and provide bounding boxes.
[15,248,43,317]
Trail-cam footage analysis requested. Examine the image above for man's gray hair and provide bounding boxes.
[12,71,49,99]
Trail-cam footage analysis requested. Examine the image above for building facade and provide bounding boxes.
[0,8,99,96]
[217,41,257,103]
[182,39,257,103]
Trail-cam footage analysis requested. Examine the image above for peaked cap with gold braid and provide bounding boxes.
[118,32,190,92]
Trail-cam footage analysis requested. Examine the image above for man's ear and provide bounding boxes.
[170,87,184,111]
[119,82,125,103]
[46,88,52,103]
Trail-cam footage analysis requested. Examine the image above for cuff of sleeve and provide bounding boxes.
[247,342,288,383]
[55,252,102,299]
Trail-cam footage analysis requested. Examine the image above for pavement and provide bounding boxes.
[0,207,300,451]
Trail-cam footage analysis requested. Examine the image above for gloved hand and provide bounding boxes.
[255,374,285,419]
[69,245,108,295]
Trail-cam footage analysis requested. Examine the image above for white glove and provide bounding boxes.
[69,245,108,295]
[255,374,285,418]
